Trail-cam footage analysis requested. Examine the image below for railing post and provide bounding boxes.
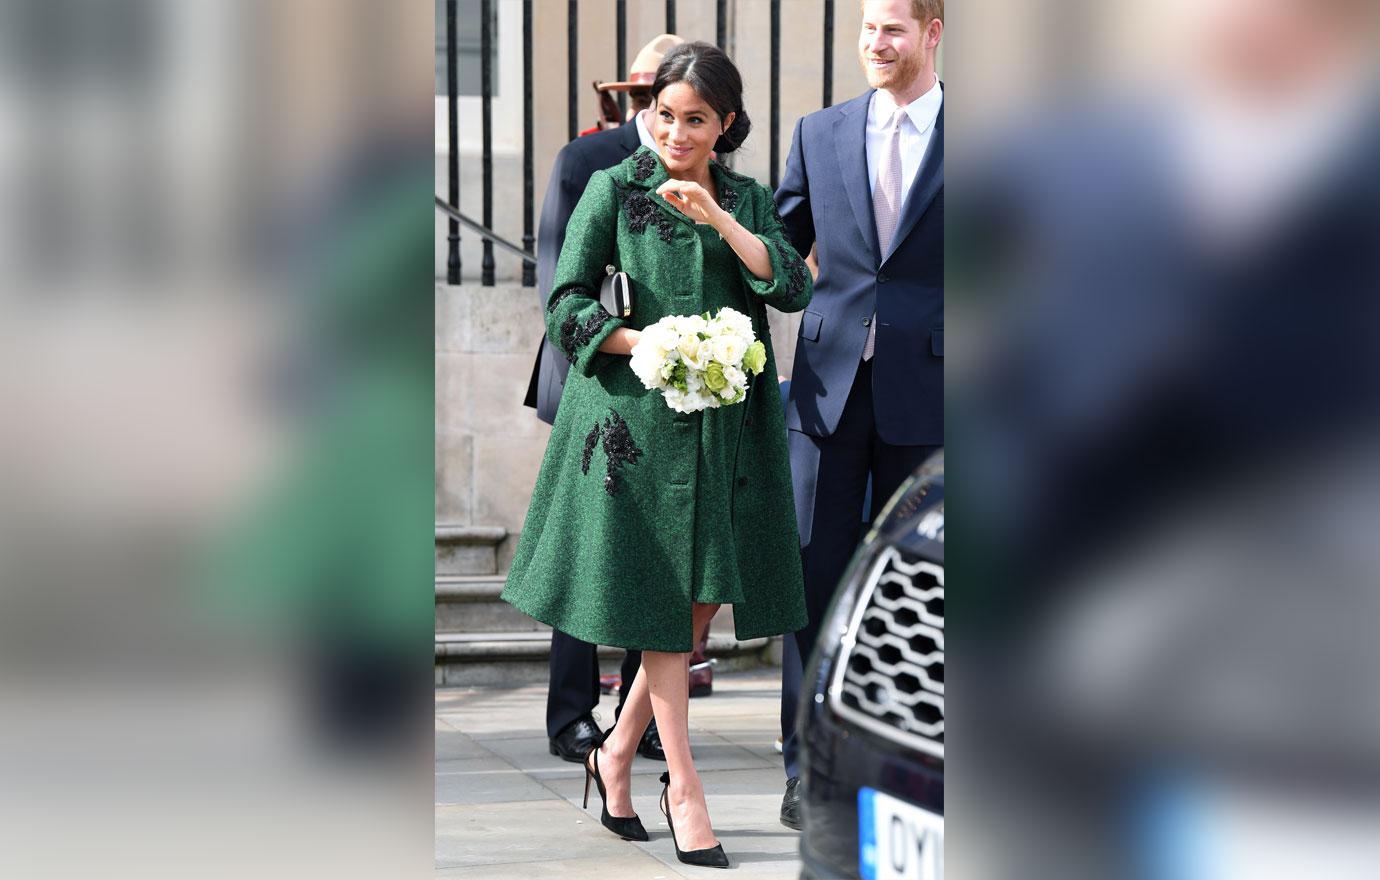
[716,0,727,50]
[446,0,461,285]
[823,0,835,108]
[616,0,628,118]
[522,0,535,286]
[480,0,495,287]
[770,0,781,189]
[567,0,578,141]
[665,0,676,34]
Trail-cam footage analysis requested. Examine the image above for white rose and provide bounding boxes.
[716,308,753,339]
[650,323,680,352]
[722,364,746,388]
[676,334,703,368]
[695,340,714,369]
[673,313,708,337]
[711,334,746,366]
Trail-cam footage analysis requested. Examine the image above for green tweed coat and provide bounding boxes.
[502,146,814,652]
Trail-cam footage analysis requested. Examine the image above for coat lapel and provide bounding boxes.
[835,92,881,262]
[884,100,943,264]
[624,146,748,229]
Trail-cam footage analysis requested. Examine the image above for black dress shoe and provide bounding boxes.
[549,714,602,764]
[780,776,803,830]
[637,719,666,761]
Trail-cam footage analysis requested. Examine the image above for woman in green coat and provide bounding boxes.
[502,42,811,867]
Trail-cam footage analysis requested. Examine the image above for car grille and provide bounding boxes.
[829,544,944,759]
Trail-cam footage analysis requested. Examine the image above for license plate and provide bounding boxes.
[859,786,943,880]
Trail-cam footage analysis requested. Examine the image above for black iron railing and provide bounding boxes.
[435,198,537,268]
[441,0,842,287]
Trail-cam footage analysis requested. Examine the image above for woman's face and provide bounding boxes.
[652,81,734,175]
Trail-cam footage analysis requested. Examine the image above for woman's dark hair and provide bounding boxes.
[650,42,752,154]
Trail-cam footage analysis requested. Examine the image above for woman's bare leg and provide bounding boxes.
[595,661,652,817]
[646,602,721,850]
[597,604,721,832]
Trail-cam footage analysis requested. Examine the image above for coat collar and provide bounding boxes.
[621,146,752,228]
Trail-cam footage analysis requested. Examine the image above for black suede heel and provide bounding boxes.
[659,771,730,868]
[582,729,649,842]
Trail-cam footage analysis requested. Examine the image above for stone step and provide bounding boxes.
[434,629,779,688]
[435,525,507,576]
[434,574,545,633]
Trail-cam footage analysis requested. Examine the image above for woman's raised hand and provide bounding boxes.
[655,180,722,226]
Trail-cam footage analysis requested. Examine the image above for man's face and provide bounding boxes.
[859,0,930,92]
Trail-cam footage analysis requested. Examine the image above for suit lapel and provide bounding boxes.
[618,118,643,156]
[884,101,943,264]
[835,92,880,263]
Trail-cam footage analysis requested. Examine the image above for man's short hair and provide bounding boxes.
[862,0,944,24]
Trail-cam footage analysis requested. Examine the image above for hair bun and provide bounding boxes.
[715,108,751,154]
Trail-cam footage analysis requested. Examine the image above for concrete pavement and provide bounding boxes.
[436,667,802,878]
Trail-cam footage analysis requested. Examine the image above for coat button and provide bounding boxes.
[878,271,890,283]
[737,476,749,487]
[744,416,754,427]
[862,317,872,327]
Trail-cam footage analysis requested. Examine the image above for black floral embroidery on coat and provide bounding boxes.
[558,309,612,363]
[619,189,676,243]
[597,409,643,495]
[547,288,579,314]
[718,187,739,214]
[632,150,658,181]
[773,240,809,304]
[580,423,601,475]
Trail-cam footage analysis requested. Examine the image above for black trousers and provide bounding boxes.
[781,359,940,777]
[546,628,643,738]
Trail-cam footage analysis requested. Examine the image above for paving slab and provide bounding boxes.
[437,669,803,878]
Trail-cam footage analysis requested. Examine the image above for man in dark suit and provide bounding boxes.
[523,35,682,764]
[773,0,944,827]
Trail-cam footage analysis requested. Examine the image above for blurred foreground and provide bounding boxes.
[0,2,434,877]
[949,1,1380,878]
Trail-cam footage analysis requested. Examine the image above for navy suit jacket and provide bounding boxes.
[775,89,943,445]
[524,121,643,424]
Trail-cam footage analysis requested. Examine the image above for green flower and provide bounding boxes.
[743,340,767,375]
[704,361,728,392]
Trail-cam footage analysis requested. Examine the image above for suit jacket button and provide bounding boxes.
[737,476,749,487]
[862,317,872,327]
[878,272,890,283]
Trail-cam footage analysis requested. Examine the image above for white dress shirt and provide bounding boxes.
[633,109,658,152]
[866,77,943,208]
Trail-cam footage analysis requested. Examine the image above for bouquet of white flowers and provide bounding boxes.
[629,307,768,414]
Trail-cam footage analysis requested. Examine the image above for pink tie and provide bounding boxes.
[865,109,904,362]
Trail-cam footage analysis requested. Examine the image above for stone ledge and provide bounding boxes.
[435,632,771,661]
[435,575,506,602]
[435,525,507,543]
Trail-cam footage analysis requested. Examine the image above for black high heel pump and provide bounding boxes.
[582,730,649,841]
[659,772,730,869]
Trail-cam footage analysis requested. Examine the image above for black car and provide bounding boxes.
[797,451,944,880]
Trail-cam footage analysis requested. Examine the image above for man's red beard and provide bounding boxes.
[862,48,925,92]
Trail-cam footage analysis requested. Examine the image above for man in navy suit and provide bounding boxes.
[773,0,944,827]
[522,35,683,764]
